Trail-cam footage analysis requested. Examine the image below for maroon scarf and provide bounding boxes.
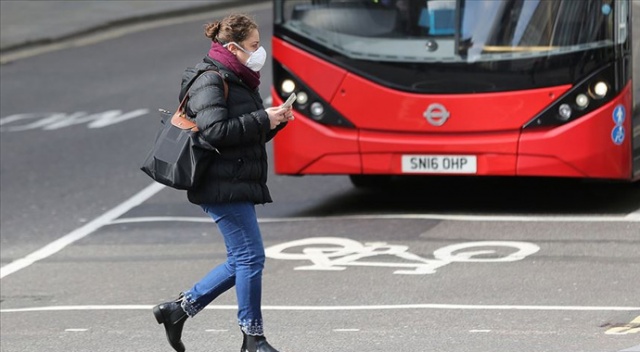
[208,42,260,90]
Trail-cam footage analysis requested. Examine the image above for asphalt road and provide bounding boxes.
[1,2,639,352]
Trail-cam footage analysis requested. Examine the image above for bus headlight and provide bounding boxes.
[273,60,355,128]
[281,79,296,94]
[575,94,589,109]
[296,91,309,105]
[523,64,618,129]
[592,81,608,99]
[310,102,324,119]
[558,104,572,121]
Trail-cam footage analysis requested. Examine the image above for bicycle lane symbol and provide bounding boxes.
[265,237,540,275]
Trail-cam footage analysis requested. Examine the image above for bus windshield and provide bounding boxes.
[278,0,616,63]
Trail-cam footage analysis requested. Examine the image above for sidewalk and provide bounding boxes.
[0,0,266,52]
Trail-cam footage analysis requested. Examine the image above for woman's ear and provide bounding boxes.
[226,43,237,56]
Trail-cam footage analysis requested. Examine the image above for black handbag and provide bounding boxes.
[140,69,228,190]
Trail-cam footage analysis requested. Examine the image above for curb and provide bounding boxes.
[0,0,269,54]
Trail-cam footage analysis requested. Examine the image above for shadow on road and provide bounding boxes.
[292,176,640,217]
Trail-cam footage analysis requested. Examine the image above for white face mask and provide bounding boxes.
[226,42,267,72]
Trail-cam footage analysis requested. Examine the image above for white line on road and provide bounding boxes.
[64,329,88,332]
[625,208,640,220]
[108,212,640,225]
[2,304,639,314]
[333,329,360,332]
[110,216,210,224]
[0,183,165,279]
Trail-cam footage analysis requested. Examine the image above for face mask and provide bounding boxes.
[226,42,267,72]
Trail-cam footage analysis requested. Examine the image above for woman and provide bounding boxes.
[152,13,292,352]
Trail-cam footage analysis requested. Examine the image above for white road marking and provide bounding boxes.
[64,329,88,332]
[333,329,360,332]
[0,109,150,132]
[110,216,210,224]
[469,330,491,333]
[625,208,640,220]
[606,315,640,335]
[2,304,639,314]
[264,237,539,275]
[205,329,229,332]
[0,182,165,279]
[108,212,640,225]
[1,305,156,312]
[606,327,640,335]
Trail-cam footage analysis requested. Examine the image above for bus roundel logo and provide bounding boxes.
[424,103,450,126]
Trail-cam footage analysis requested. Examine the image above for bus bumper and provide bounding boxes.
[273,90,634,181]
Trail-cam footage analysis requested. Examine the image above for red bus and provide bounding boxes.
[271,0,639,187]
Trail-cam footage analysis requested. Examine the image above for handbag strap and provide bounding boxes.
[178,69,228,110]
[172,69,228,131]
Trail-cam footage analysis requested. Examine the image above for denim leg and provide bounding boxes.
[182,202,265,335]
[181,247,236,317]
[228,204,265,335]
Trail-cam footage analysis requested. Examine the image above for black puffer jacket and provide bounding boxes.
[180,57,284,205]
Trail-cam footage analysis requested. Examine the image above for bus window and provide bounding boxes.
[279,0,615,63]
[461,0,614,60]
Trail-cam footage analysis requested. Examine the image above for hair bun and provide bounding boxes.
[204,21,221,40]
[205,14,257,44]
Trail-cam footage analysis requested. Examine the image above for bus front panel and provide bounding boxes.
[273,0,637,181]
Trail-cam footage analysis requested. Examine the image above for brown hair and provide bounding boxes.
[204,14,258,44]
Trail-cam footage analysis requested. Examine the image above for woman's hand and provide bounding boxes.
[265,106,294,130]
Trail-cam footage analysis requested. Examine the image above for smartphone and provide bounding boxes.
[280,92,297,109]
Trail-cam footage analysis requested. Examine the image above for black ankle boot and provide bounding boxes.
[153,296,188,352]
[241,332,280,352]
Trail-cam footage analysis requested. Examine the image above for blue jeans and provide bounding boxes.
[180,202,265,336]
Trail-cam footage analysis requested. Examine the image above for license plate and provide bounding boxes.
[401,155,477,174]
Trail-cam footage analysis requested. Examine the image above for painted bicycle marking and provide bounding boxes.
[265,237,540,275]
